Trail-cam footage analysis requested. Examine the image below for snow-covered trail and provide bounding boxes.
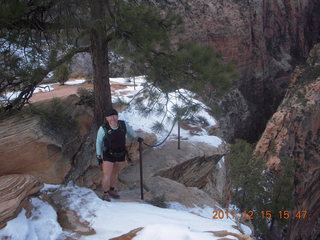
[0,184,250,240]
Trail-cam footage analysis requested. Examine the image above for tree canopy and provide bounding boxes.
[0,0,236,126]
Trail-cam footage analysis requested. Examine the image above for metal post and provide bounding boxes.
[177,115,180,149]
[139,141,144,200]
[133,77,136,90]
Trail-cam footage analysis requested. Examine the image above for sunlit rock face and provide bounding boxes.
[0,95,93,184]
[255,43,320,240]
[152,0,320,142]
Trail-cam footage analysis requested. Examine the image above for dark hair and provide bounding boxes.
[106,108,118,117]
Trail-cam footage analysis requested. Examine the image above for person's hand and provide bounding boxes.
[137,137,144,143]
[96,155,103,165]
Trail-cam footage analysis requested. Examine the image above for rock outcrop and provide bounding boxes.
[144,176,219,208]
[0,174,43,229]
[153,0,320,142]
[0,95,93,183]
[110,227,143,240]
[119,141,227,207]
[41,187,96,237]
[110,227,252,240]
[255,43,320,240]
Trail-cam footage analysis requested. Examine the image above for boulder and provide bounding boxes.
[42,188,95,237]
[0,95,93,184]
[208,230,252,240]
[144,176,218,208]
[0,174,43,229]
[120,141,220,183]
[110,227,143,240]
[119,141,227,207]
[157,154,223,202]
[126,131,157,162]
[110,227,253,240]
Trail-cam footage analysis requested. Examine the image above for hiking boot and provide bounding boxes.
[107,188,120,199]
[102,192,111,202]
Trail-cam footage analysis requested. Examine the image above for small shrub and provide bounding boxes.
[54,64,70,85]
[77,87,94,107]
[18,98,76,133]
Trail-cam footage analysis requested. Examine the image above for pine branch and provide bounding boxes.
[3,46,90,111]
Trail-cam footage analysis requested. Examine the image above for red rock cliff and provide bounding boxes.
[156,0,320,141]
[255,43,320,240]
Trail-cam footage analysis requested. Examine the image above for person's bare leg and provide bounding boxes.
[110,161,125,188]
[102,161,114,193]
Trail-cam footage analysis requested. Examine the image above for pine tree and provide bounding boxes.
[230,139,296,238]
[230,139,267,210]
[268,157,295,229]
[0,0,181,125]
[54,63,70,85]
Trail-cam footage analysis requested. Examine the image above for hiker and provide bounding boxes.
[96,108,143,201]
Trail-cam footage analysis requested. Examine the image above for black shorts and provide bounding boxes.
[103,151,126,163]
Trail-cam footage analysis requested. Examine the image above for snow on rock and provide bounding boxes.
[0,199,64,240]
[0,184,247,240]
[133,224,216,240]
[56,185,244,240]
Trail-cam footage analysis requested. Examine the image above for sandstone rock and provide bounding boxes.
[110,227,253,240]
[120,141,220,184]
[157,154,223,202]
[307,43,320,66]
[119,141,226,207]
[255,44,320,239]
[153,0,320,142]
[0,174,43,229]
[75,167,102,190]
[144,176,218,208]
[0,95,93,184]
[207,230,252,240]
[110,227,143,240]
[126,131,157,162]
[42,188,96,237]
[56,209,95,236]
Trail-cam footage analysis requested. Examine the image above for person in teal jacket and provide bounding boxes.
[96,108,143,201]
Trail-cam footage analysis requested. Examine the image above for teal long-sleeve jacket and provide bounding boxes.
[96,121,138,157]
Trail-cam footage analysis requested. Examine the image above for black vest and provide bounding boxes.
[102,120,127,157]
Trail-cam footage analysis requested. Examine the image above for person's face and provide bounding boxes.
[106,114,118,126]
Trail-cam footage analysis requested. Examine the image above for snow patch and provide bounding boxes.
[65,79,86,85]
[0,199,63,240]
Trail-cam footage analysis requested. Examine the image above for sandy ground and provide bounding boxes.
[29,80,128,103]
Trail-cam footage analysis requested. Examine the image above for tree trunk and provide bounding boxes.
[64,0,112,183]
[90,0,112,126]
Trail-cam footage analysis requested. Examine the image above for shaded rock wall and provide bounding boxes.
[68,0,320,142]
[255,43,320,240]
[154,0,320,142]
